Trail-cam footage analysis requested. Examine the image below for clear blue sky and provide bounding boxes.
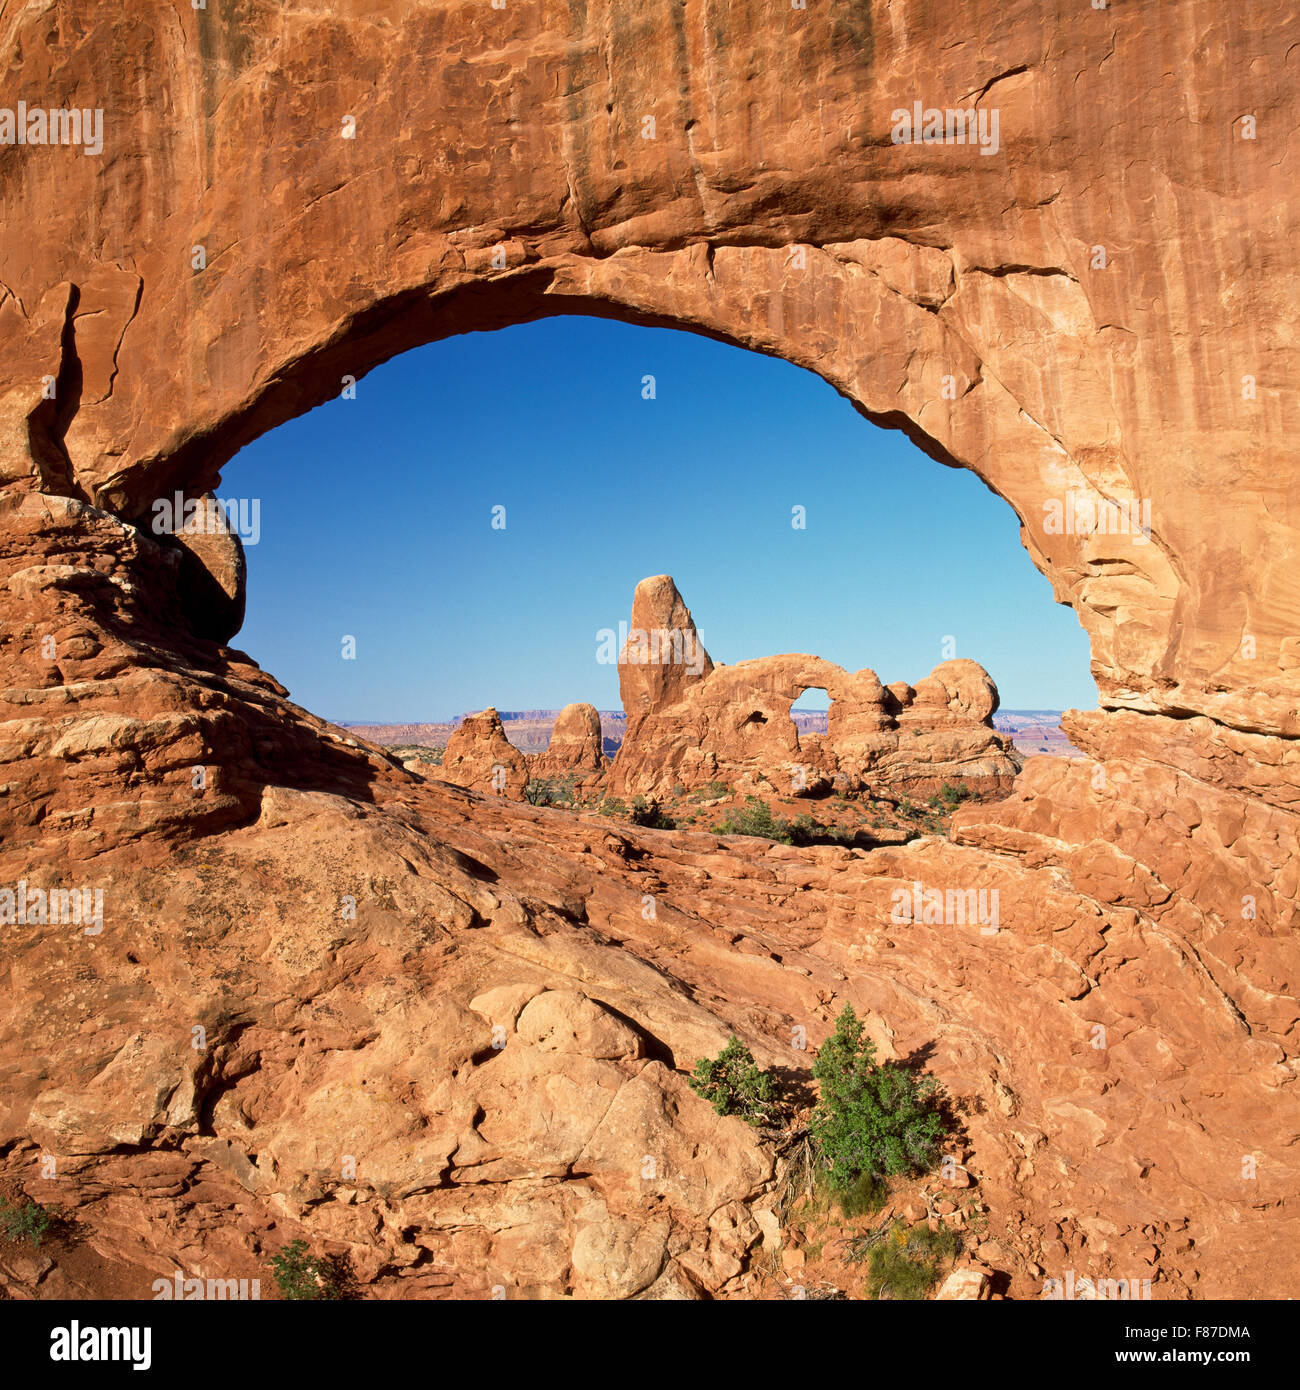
[224,315,1094,722]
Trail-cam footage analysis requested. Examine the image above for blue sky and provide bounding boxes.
[224,315,1094,721]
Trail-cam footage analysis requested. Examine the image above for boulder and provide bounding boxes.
[935,1268,992,1301]
[528,702,608,790]
[438,707,528,801]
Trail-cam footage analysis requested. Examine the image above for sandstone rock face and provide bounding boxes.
[527,702,607,790]
[438,708,528,801]
[0,501,1296,1301]
[609,578,1020,798]
[0,1,1294,735]
[618,576,715,718]
[0,0,1296,1304]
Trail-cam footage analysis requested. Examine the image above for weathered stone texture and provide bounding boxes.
[0,0,1296,1300]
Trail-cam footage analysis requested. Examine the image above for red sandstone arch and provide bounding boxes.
[0,0,1297,1304]
[1,1,1295,736]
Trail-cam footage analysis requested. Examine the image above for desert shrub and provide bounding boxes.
[270,1239,344,1301]
[0,1196,52,1248]
[864,1221,962,1300]
[598,796,627,817]
[811,1005,946,1192]
[525,776,574,807]
[940,781,971,808]
[689,1036,778,1126]
[830,1171,891,1219]
[689,780,732,803]
[786,812,820,845]
[930,781,972,811]
[629,795,675,829]
[715,799,873,849]
[716,795,789,841]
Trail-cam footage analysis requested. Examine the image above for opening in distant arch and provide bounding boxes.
[789,688,831,747]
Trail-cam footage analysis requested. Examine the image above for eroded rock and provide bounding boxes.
[608,577,1021,798]
[439,707,529,801]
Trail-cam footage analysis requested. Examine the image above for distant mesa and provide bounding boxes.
[420,575,1023,802]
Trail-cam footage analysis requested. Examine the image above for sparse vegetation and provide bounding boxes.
[829,1170,891,1219]
[714,796,873,848]
[270,1239,345,1301]
[862,1220,961,1300]
[0,1196,53,1248]
[525,775,575,807]
[391,743,443,766]
[811,1004,947,1193]
[716,795,786,840]
[688,1035,778,1127]
[688,780,732,802]
[927,780,972,812]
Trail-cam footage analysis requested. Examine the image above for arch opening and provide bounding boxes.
[215,313,1091,833]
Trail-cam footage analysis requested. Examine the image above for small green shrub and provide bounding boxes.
[689,780,732,803]
[940,781,971,808]
[811,1005,946,1192]
[599,796,627,817]
[270,1239,344,1301]
[864,1221,962,1300]
[716,798,872,849]
[829,1170,891,1219]
[525,776,574,807]
[0,1196,52,1248]
[689,1036,778,1126]
[716,796,788,841]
